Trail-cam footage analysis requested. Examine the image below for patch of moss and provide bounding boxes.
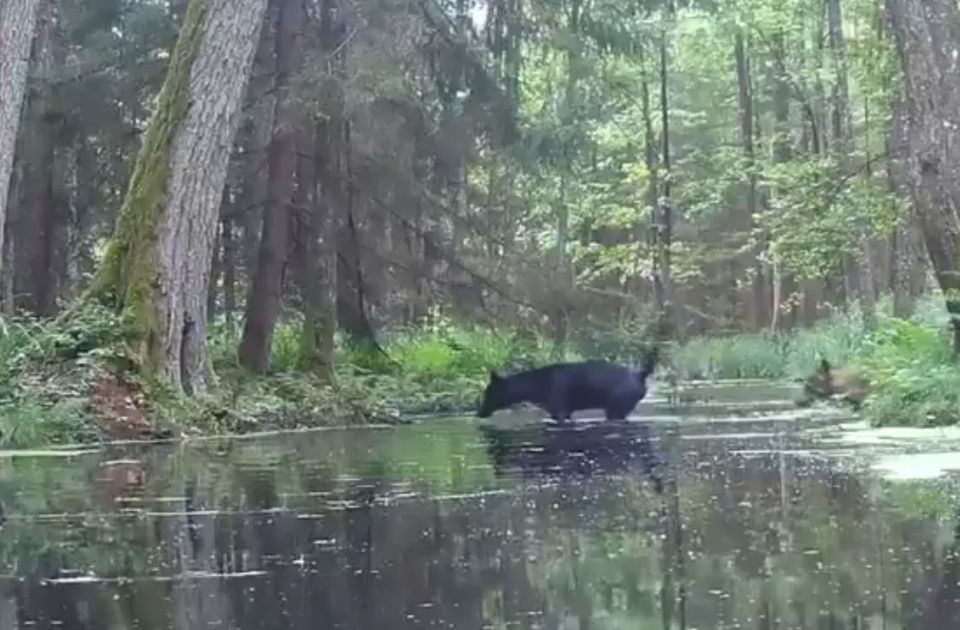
[87,0,208,380]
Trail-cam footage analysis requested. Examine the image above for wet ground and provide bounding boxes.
[1,382,960,629]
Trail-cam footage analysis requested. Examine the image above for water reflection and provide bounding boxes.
[480,421,665,492]
[0,391,956,628]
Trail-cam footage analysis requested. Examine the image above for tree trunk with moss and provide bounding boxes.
[89,0,269,394]
[0,0,43,272]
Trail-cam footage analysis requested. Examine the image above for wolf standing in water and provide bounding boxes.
[796,358,870,411]
[476,353,657,422]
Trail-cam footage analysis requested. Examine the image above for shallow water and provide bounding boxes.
[1,384,960,629]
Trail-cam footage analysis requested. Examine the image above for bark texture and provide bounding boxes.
[239,0,303,372]
[888,0,960,353]
[90,0,269,393]
[293,125,337,381]
[235,9,276,278]
[0,0,43,271]
[15,0,66,316]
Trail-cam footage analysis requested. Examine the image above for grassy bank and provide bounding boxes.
[0,307,583,448]
[672,295,960,427]
[0,295,956,448]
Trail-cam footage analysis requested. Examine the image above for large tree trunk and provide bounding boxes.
[887,0,960,354]
[89,0,269,394]
[0,0,42,272]
[238,0,303,373]
[888,108,928,317]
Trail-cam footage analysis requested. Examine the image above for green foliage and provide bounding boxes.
[671,296,960,427]
[158,368,393,435]
[761,160,900,279]
[860,317,960,427]
[0,401,95,449]
[339,314,570,415]
[3,293,959,450]
[0,307,127,448]
[573,313,658,362]
[671,308,867,380]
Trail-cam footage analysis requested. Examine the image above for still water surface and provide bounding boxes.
[0,383,959,629]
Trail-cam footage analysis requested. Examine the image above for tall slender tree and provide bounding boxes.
[239,0,305,373]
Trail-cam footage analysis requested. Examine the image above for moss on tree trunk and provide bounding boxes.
[89,0,206,379]
[88,0,268,393]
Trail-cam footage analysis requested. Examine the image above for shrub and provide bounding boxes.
[860,316,960,427]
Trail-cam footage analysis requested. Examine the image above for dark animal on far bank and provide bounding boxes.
[796,358,869,411]
[476,354,657,422]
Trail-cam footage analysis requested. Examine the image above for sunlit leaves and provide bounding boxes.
[760,158,900,279]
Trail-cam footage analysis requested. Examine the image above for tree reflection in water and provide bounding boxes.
[0,414,957,629]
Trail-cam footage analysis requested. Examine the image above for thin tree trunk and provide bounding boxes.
[207,225,222,323]
[51,141,74,307]
[734,32,765,332]
[828,0,852,159]
[551,0,581,353]
[222,217,237,331]
[239,0,304,373]
[0,0,42,273]
[771,30,795,331]
[637,42,659,309]
[815,4,830,155]
[336,123,380,348]
[1,167,19,314]
[236,9,276,282]
[654,3,676,340]
[294,123,337,381]
[88,0,269,393]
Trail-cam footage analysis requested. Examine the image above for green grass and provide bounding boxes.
[337,315,575,414]
[0,292,956,449]
[671,308,868,381]
[0,308,119,448]
[669,295,960,427]
[859,315,960,427]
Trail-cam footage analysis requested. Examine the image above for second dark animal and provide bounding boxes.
[476,355,657,422]
[796,358,869,411]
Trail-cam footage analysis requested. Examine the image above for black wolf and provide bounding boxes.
[477,354,657,422]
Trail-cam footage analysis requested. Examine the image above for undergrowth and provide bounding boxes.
[0,293,956,448]
[0,303,130,448]
[671,295,960,427]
